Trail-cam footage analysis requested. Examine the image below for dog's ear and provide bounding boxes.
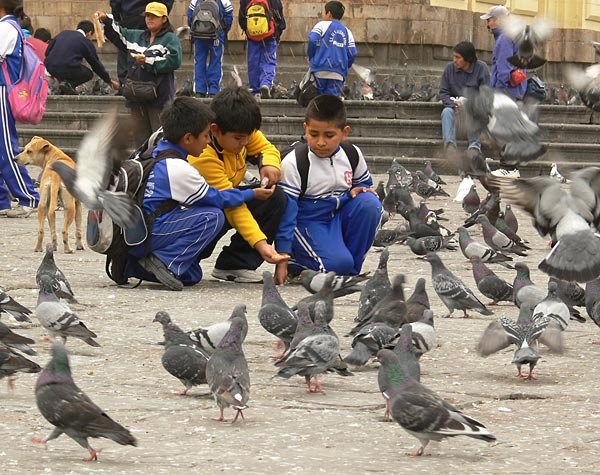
[41,143,51,153]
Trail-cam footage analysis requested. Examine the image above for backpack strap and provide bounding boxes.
[340,141,360,174]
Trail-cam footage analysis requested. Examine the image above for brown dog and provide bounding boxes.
[16,137,84,253]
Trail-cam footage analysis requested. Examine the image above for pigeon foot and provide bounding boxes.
[592,340,600,345]
[232,409,245,423]
[309,378,325,394]
[32,437,48,449]
[177,388,189,396]
[7,375,16,391]
[83,448,101,462]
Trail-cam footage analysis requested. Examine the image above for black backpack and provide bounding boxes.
[190,0,224,40]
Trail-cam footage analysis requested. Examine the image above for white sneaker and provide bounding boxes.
[6,205,35,218]
[0,208,9,216]
[491,168,520,178]
[212,268,263,283]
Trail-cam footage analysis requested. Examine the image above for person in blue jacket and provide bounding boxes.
[124,96,275,290]
[308,1,357,97]
[239,0,285,99]
[188,0,232,97]
[274,95,382,284]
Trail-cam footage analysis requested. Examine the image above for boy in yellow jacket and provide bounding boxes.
[189,87,288,282]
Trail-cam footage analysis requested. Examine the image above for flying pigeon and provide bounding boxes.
[424,253,492,318]
[205,315,250,422]
[565,62,600,114]
[189,304,248,354]
[405,278,431,323]
[0,345,40,390]
[377,349,496,456]
[33,344,137,461]
[512,263,546,309]
[36,244,77,304]
[0,321,36,355]
[0,288,32,322]
[457,227,514,268]
[501,16,552,70]
[35,276,99,347]
[532,281,570,330]
[356,248,392,322]
[470,257,514,305]
[51,111,137,229]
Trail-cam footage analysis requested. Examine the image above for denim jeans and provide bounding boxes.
[441,106,481,149]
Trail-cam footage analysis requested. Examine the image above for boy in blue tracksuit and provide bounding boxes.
[188,0,233,97]
[308,1,357,97]
[125,96,274,290]
[275,95,382,284]
[239,0,285,98]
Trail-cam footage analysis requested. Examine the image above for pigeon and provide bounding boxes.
[299,269,368,297]
[36,244,77,304]
[377,349,496,456]
[375,181,386,202]
[551,277,586,322]
[470,257,514,305]
[501,16,552,70]
[585,277,600,343]
[477,305,563,380]
[293,272,335,323]
[532,281,570,331]
[385,167,401,193]
[405,278,430,323]
[405,235,456,256]
[457,227,513,267]
[35,276,100,347]
[503,204,518,233]
[0,345,40,389]
[489,169,600,282]
[153,311,209,395]
[406,208,441,238]
[550,163,569,184]
[389,159,413,187]
[415,170,446,193]
[476,215,528,256]
[512,263,546,309]
[356,248,392,322]
[462,184,481,215]
[275,301,339,393]
[343,322,397,367]
[0,288,32,322]
[373,224,411,248]
[0,321,36,355]
[423,253,492,318]
[464,192,501,228]
[411,176,450,198]
[205,315,250,422]
[257,272,297,357]
[405,310,436,359]
[462,86,546,165]
[416,201,446,223]
[33,344,137,461]
[423,160,446,185]
[349,274,407,335]
[51,111,136,229]
[565,62,600,114]
[494,212,530,248]
[189,304,248,354]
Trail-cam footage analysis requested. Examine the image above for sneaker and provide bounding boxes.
[0,208,9,216]
[139,254,183,291]
[6,205,35,218]
[491,168,521,178]
[260,85,271,99]
[212,268,263,283]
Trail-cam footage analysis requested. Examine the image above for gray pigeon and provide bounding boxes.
[470,257,514,305]
[405,278,430,323]
[457,227,513,268]
[424,253,492,318]
[0,321,36,355]
[51,111,136,229]
[494,212,530,249]
[275,302,339,393]
[35,275,99,347]
[532,281,570,331]
[0,345,40,390]
[585,277,600,343]
[462,185,480,215]
[390,309,436,360]
[373,224,411,248]
[343,323,397,367]
[0,288,32,322]
[377,349,496,456]
[504,204,518,233]
[476,215,528,256]
[356,249,392,322]
[36,244,77,304]
[513,263,546,309]
[189,304,248,354]
[477,305,563,380]
[34,344,137,461]
[424,160,446,185]
[551,277,586,322]
[205,315,250,422]
[489,169,600,282]
[258,272,297,357]
[300,270,368,296]
[405,235,456,256]
[294,271,336,323]
[153,311,209,395]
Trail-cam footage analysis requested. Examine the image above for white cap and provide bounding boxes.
[480,5,509,20]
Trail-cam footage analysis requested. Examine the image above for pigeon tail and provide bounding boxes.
[539,230,600,282]
[343,341,370,367]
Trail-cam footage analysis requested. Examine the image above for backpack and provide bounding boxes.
[296,70,318,107]
[284,141,360,197]
[245,0,276,41]
[1,21,48,125]
[190,0,224,40]
[86,147,179,285]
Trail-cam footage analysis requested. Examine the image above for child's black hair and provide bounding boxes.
[0,0,21,14]
[325,1,345,20]
[76,20,94,34]
[160,97,215,143]
[305,94,347,129]
[34,27,52,42]
[210,86,262,134]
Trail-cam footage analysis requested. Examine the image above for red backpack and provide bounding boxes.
[1,21,48,125]
[245,0,276,41]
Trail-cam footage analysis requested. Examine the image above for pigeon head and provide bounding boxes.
[391,274,406,293]
[36,343,73,390]
[457,227,470,238]
[547,280,558,296]
[421,309,435,327]
[422,252,442,267]
[475,215,490,225]
[42,243,56,264]
[407,278,430,308]
[217,316,245,352]
[376,349,409,385]
[153,311,171,325]
[514,262,531,278]
[516,304,535,325]
[229,304,247,321]
[378,248,390,268]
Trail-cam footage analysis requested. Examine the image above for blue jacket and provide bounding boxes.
[0,16,24,87]
[439,60,490,107]
[239,0,286,41]
[144,140,255,218]
[308,20,357,77]
[188,0,233,42]
[491,28,527,100]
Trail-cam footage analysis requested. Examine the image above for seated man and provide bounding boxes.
[44,20,118,92]
[439,41,490,158]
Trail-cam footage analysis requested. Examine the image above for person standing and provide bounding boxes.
[0,0,39,218]
[239,0,285,99]
[188,0,233,97]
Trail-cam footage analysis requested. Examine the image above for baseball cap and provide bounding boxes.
[143,2,168,17]
[480,5,509,20]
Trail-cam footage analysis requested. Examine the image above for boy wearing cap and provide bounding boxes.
[439,41,490,157]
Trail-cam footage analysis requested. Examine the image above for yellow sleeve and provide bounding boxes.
[188,145,267,247]
[246,130,281,169]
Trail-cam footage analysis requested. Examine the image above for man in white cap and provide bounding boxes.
[481,4,525,178]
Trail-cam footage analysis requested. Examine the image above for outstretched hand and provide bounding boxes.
[253,185,276,201]
[255,241,289,265]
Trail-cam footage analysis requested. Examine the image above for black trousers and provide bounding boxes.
[115,14,147,85]
[46,64,93,88]
[199,185,287,270]
[130,104,163,148]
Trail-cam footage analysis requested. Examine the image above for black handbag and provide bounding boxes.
[296,70,318,107]
[525,75,547,102]
[122,78,158,102]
